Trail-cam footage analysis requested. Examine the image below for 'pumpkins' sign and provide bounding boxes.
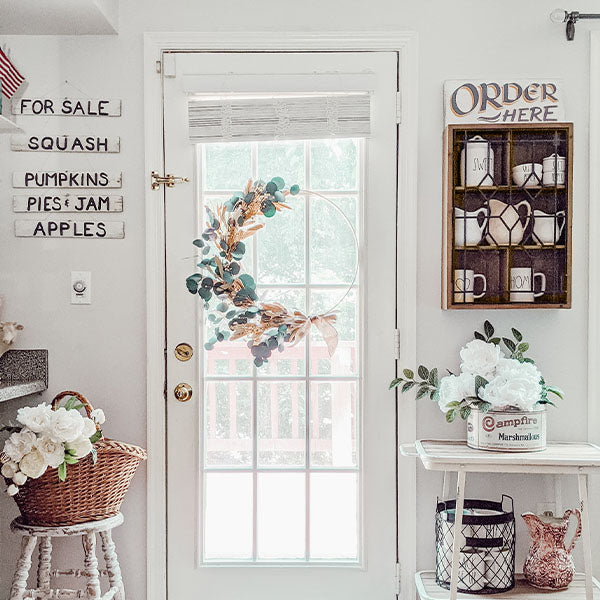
[444,80,565,125]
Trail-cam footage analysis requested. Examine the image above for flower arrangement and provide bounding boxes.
[0,396,105,496]
[390,321,563,422]
[186,177,338,367]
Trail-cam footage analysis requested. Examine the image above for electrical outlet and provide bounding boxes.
[71,271,91,305]
[537,502,556,516]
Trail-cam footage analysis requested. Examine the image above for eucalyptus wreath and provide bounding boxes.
[186,177,339,367]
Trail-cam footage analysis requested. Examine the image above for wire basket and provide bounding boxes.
[2,391,147,526]
[435,496,515,594]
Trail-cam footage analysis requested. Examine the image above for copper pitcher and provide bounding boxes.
[522,510,582,590]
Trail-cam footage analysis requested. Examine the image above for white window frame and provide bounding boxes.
[197,138,364,565]
[144,31,418,600]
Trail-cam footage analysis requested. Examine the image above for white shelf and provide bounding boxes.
[416,571,600,600]
[0,115,22,133]
[410,440,600,474]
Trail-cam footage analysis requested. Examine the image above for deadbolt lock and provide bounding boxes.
[174,343,194,362]
[174,383,193,402]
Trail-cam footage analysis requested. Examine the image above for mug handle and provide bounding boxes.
[515,200,532,231]
[476,207,489,234]
[565,509,582,554]
[534,272,546,297]
[556,210,566,239]
[473,274,487,299]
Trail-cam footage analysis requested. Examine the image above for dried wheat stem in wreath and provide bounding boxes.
[186,177,339,367]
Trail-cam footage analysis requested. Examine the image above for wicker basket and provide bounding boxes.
[3,391,146,526]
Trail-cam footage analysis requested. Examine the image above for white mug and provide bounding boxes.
[454,207,488,247]
[510,267,546,302]
[542,170,565,186]
[454,269,487,303]
[458,549,488,592]
[533,209,566,245]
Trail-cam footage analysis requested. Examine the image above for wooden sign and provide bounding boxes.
[13,171,122,188]
[444,79,565,125]
[15,220,125,239]
[11,135,120,153]
[12,97,121,117]
[13,195,123,213]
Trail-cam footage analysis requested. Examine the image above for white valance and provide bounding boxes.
[188,93,371,144]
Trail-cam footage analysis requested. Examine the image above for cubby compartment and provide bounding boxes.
[442,123,573,309]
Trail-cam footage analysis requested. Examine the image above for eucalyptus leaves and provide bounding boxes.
[390,321,563,423]
[187,177,338,367]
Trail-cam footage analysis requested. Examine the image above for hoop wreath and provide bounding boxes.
[186,177,358,367]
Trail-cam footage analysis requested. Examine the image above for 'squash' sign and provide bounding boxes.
[444,80,565,125]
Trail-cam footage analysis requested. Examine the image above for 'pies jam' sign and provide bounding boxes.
[444,80,565,125]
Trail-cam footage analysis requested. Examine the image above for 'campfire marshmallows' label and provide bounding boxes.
[467,408,546,451]
[444,80,565,125]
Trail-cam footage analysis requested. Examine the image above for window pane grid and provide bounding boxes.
[198,139,361,564]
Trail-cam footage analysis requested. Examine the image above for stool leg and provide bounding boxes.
[82,532,102,599]
[10,535,37,600]
[99,530,125,600]
[36,536,52,591]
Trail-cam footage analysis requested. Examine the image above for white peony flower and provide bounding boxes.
[438,373,476,413]
[1,461,17,478]
[460,339,504,379]
[19,449,48,479]
[67,436,93,459]
[3,430,37,462]
[479,358,543,411]
[7,484,19,496]
[49,407,84,443]
[90,409,106,425]
[16,403,53,434]
[12,471,26,486]
[35,436,66,469]
[82,418,97,439]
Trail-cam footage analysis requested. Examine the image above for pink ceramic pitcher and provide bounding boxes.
[522,510,582,590]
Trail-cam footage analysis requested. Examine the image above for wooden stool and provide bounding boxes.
[8,512,125,600]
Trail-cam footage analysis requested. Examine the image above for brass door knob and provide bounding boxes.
[174,382,193,402]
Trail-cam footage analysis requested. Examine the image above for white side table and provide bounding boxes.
[8,512,125,600]
[402,440,600,600]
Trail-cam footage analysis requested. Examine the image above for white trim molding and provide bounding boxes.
[589,30,600,446]
[144,31,419,600]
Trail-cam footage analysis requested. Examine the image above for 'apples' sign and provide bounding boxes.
[444,80,565,125]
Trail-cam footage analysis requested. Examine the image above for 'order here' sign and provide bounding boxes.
[444,80,565,125]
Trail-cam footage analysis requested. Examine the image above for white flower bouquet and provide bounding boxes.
[390,321,563,422]
[1,395,105,496]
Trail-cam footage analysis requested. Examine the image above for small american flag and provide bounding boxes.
[0,48,24,98]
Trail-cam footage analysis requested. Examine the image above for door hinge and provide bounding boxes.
[151,171,190,190]
[394,329,401,360]
[155,60,161,74]
[396,91,402,124]
[395,561,401,596]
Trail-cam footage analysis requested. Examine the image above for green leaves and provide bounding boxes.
[418,365,429,381]
[446,409,457,423]
[474,375,488,398]
[484,320,494,339]
[89,430,102,444]
[512,328,523,342]
[239,274,256,290]
[403,368,414,379]
[503,338,516,353]
[58,462,67,482]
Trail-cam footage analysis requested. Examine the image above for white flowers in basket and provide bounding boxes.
[1,397,105,496]
[390,321,563,422]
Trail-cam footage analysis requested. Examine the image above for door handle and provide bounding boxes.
[174,383,193,402]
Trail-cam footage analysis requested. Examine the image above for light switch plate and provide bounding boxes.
[71,271,91,305]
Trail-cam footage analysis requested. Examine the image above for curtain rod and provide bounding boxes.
[550,9,600,40]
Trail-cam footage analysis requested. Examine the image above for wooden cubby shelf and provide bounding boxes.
[442,123,573,310]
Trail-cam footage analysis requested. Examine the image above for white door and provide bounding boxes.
[163,51,398,599]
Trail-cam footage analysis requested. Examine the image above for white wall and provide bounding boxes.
[1,0,598,596]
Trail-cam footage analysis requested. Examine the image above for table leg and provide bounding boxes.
[36,536,52,591]
[100,529,125,600]
[10,535,37,600]
[82,531,102,599]
[449,470,466,600]
[578,472,594,600]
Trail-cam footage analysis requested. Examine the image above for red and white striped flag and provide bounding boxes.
[0,48,24,98]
